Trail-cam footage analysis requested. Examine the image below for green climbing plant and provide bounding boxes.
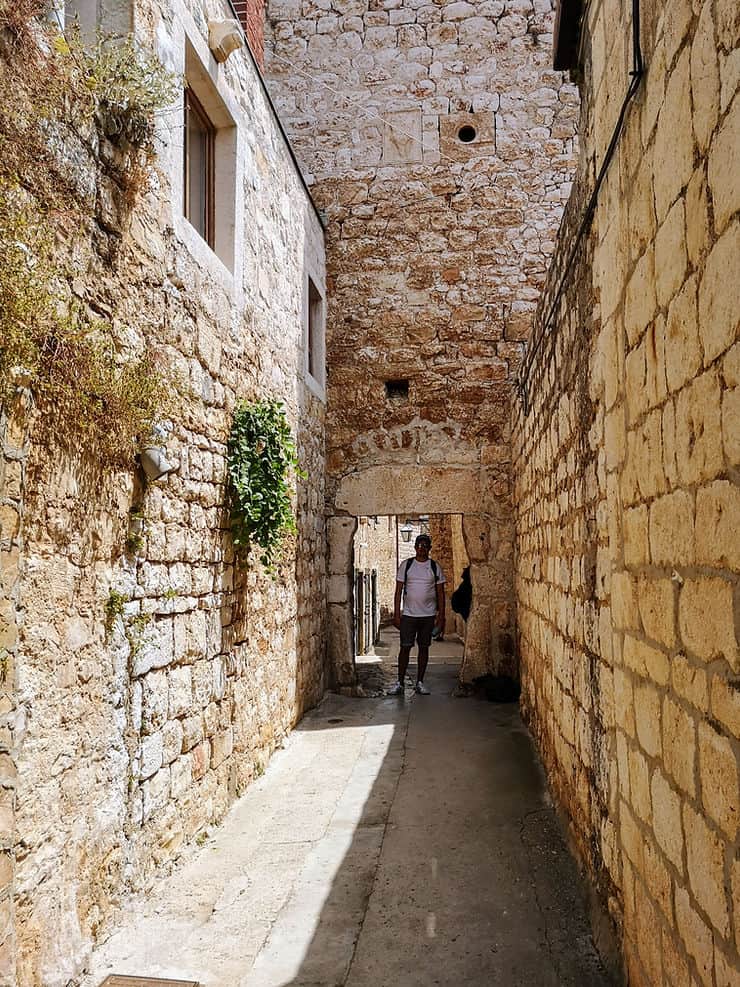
[226,400,304,569]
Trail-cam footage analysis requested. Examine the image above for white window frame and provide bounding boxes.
[175,38,238,274]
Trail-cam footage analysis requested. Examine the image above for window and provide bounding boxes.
[306,276,325,390]
[184,87,215,248]
[180,41,237,269]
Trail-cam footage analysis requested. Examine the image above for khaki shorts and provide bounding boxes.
[399,615,435,648]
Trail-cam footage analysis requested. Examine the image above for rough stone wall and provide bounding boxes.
[428,514,454,631]
[450,512,469,635]
[3,2,327,983]
[0,400,32,987]
[513,1,740,983]
[355,516,398,616]
[264,0,579,682]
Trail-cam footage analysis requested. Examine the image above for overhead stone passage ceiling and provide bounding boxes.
[264,0,580,685]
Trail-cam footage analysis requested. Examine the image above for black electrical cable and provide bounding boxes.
[517,0,644,413]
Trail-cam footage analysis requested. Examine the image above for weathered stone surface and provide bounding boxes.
[7,3,329,983]
[266,0,578,683]
[511,2,740,983]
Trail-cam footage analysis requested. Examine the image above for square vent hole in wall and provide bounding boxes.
[385,379,409,402]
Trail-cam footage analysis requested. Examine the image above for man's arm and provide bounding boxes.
[435,582,446,630]
[393,581,404,629]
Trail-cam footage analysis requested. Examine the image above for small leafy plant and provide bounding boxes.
[226,400,304,569]
[0,5,179,465]
[104,589,129,636]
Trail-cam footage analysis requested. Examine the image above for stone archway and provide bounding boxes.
[327,465,515,689]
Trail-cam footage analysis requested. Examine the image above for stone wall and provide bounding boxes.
[264,0,580,683]
[513,1,739,983]
[2,2,327,983]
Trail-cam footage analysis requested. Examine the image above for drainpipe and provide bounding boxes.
[517,0,644,413]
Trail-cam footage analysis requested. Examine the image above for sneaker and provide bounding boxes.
[415,681,430,695]
[387,681,404,696]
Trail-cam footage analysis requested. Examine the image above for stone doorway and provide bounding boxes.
[326,465,516,691]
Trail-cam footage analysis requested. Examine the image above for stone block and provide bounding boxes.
[649,490,694,566]
[710,674,740,736]
[628,745,651,823]
[162,720,183,766]
[142,765,170,821]
[677,369,724,484]
[655,197,687,309]
[211,728,233,768]
[695,480,740,571]
[142,670,169,734]
[715,944,740,987]
[614,668,636,738]
[168,664,193,718]
[643,837,672,921]
[624,246,656,347]
[132,618,175,677]
[671,654,709,712]
[698,220,740,365]
[662,696,696,796]
[679,577,738,667]
[623,633,670,686]
[191,740,211,781]
[708,100,739,235]
[683,802,730,936]
[170,754,192,800]
[697,720,738,838]
[635,875,665,984]
[181,714,204,752]
[674,885,714,986]
[723,384,740,467]
[662,0,693,66]
[623,505,649,567]
[653,48,694,223]
[634,681,662,757]
[685,167,710,268]
[637,576,676,649]
[612,571,640,630]
[651,769,684,871]
[665,274,700,394]
[690,0,720,154]
[140,732,163,780]
[619,799,644,871]
[662,927,691,987]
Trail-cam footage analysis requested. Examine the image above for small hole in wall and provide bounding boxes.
[385,379,409,401]
[458,125,477,143]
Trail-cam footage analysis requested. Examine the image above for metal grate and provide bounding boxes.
[99,978,200,987]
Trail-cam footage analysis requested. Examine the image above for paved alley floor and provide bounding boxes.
[82,640,613,987]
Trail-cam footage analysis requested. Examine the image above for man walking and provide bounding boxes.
[387,533,446,696]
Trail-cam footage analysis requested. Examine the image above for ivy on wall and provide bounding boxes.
[0,2,179,467]
[226,400,305,569]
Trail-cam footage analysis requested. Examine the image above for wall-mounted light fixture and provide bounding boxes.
[139,423,178,482]
[400,521,414,543]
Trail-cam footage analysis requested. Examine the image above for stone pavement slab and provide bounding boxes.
[81,653,613,987]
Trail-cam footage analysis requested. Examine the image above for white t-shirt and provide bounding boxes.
[396,558,446,617]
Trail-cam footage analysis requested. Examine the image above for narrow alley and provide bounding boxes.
[83,634,612,987]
